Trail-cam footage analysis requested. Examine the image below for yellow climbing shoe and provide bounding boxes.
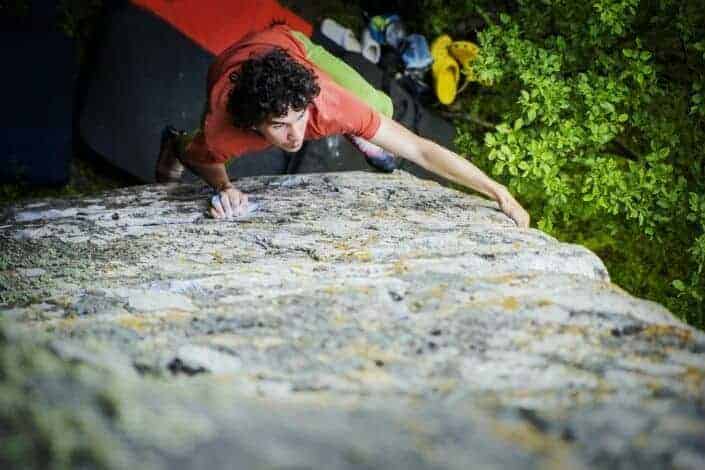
[431,35,460,105]
[448,40,480,81]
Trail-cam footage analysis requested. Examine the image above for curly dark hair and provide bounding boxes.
[227,48,321,129]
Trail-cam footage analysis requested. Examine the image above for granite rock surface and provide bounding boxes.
[1,171,704,469]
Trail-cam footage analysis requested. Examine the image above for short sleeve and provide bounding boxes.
[309,78,382,140]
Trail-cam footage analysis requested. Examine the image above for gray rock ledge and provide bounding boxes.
[1,171,703,469]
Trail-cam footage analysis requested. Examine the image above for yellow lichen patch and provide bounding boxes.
[252,336,286,350]
[632,432,651,449]
[337,340,406,365]
[289,264,308,275]
[350,250,373,262]
[682,366,705,396]
[332,241,353,251]
[430,378,458,394]
[536,298,553,307]
[428,284,449,299]
[365,233,381,244]
[208,334,249,349]
[329,312,350,327]
[501,296,520,311]
[389,257,410,275]
[211,250,225,264]
[117,315,153,332]
[559,324,590,337]
[476,273,516,285]
[400,417,436,459]
[272,390,361,408]
[655,414,705,435]
[642,325,693,344]
[433,305,460,319]
[162,310,192,323]
[372,208,389,218]
[51,295,74,310]
[321,285,341,295]
[591,377,619,399]
[314,352,333,364]
[460,294,523,314]
[495,273,518,284]
[56,317,81,332]
[345,366,395,388]
[645,381,668,395]
[357,319,382,332]
[490,419,574,468]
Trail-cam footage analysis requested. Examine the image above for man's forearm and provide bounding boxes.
[185,160,233,191]
[417,138,503,200]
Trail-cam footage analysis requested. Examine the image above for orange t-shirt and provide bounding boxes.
[184,24,382,165]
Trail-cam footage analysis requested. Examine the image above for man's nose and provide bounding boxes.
[289,124,302,142]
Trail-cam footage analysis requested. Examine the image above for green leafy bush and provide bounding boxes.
[418,0,705,328]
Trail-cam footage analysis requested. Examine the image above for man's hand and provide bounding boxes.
[494,185,530,228]
[209,184,249,219]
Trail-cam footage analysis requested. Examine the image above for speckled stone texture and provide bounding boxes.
[1,171,704,469]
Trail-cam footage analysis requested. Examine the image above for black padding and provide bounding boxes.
[294,136,371,174]
[226,147,292,178]
[0,29,74,185]
[80,4,213,182]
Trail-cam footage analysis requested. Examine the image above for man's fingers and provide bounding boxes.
[498,195,530,228]
[512,206,530,228]
[237,193,249,215]
[219,192,234,218]
[210,195,225,218]
[516,207,529,228]
[209,204,224,219]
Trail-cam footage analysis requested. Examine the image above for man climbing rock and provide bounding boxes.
[156,22,530,228]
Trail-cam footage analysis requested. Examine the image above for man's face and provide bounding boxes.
[256,106,309,152]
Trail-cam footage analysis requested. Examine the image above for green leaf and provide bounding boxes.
[600,102,615,113]
[527,108,537,123]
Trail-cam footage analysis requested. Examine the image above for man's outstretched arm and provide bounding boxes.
[369,114,530,228]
